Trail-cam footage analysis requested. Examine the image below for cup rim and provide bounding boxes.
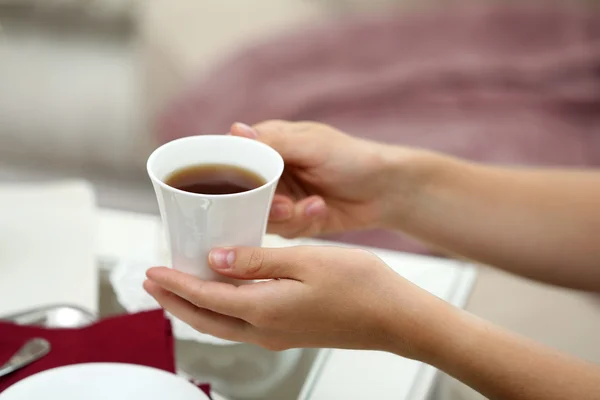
[147,135,284,199]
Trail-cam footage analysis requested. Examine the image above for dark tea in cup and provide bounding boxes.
[165,164,266,195]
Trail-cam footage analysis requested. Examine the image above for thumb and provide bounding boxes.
[208,246,307,280]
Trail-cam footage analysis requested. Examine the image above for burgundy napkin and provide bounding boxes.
[0,310,211,398]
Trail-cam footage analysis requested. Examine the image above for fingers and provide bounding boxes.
[208,246,314,280]
[230,122,258,139]
[230,121,326,167]
[269,194,325,220]
[143,279,250,342]
[145,267,253,319]
[268,196,328,238]
[269,195,295,221]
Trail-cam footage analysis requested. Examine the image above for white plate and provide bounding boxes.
[0,363,209,400]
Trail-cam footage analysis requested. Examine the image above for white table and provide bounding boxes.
[97,209,477,400]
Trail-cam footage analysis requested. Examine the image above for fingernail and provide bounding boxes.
[270,202,292,220]
[233,122,258,138]
[145,266,165,279]
[209,248,235,269]
[305,199,326,217]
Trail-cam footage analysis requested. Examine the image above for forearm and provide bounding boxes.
[384,149,600,291]
[402,300,600,400]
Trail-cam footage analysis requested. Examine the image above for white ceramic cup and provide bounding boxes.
[147,135,284,283]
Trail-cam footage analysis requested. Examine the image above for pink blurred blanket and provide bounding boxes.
[158,3,600,254]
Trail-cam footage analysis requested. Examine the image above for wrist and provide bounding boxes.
[374,145,443,230]
[380,282,469,364]
[376,146,477,232]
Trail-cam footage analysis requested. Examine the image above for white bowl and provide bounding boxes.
[0,363,208,400]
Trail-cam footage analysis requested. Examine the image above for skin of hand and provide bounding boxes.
[437,311,600,400]
[143,119,600,399]
[397,156,600,291]
[145,246,600,400]
[229,120,427,238]
[143,245,443,358]
[234,120,600,291]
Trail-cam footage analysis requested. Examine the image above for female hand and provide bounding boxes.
[230,121,423,238]
[143,245,445,359]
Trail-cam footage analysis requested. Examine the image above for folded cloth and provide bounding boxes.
[158,2,600,255]
[0,310,211,398]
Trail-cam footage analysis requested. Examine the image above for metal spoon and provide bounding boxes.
[0,338,51,378]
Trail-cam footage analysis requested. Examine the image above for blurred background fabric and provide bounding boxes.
[3,0,599,216]
[158,2,600,253]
